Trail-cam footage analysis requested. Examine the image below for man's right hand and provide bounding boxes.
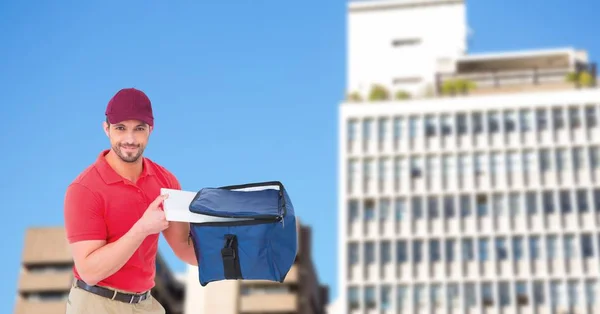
[135,194,170,236]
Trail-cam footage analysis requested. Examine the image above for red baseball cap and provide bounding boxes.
[105,88,154,126]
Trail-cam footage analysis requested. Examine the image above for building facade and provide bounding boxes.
[338,0,599,314]
[184,220,329,314]
[13,227,185,314]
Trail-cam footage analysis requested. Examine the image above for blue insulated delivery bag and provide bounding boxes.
[188,181,297,286]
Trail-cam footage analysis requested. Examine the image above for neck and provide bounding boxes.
[105,149,144,183]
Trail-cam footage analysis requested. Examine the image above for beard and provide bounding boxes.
[112,142,145,163]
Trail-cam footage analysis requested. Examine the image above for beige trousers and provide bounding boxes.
[66,282,165,314]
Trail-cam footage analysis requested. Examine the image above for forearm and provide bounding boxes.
[79,224,147,285]
[163,222,198,266]
[175,240,199,266]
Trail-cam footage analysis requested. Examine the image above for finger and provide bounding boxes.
[149,194,168,208]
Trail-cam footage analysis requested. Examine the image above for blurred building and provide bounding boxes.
[13,226,185,314]
[339,0,599,314]
[184,220,329,314]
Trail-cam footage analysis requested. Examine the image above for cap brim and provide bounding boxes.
[107,113,154,126]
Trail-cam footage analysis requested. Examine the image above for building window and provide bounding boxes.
[412,197,423,219]
[560,190,571,213]
[380,241,391,264]
[457,113,467,134]
[526,191,537,214]
[430,240,441,262]
[539,149,550,172]
[492,193,504,217]
[577,189,589,212]
[364,286,375,309]
[365,242,375,264]
[380,285,391,310]
[572,147,584,171]
[447,283,459,307]
[553,108,564,129]
[378,118,387,144]
[393,118,402,140]
[512,237,523,260]
[499,282,511,306]
[536,109,547,130]
[348,200,359,222]
[364,200,375,220]
[444,196,455,218]
[472,113,483,133]
[550,281,563,306]
[515,281,527,305]
[589,146,600,170]
[428,196,439,219]
[397,241,407,263]
[482,283,493,306]
[585,105,597,127]
[395,198,406,221]
[477,194,488,216]
[509,192,520,216]
[479,238,489,261]
[585,280,597,306]
[547,236,558,259]
[504,110,516,133]
[348,287,359,309]
[446,239,455,262]
[363,119,372,140]
[520,109,532,132]
[409,116,419,138]
[413,240,423,263]
[464,283,476,307]
[430,284,442,307]
[462,239,474,261]
[564,235,576,259]
[379,198,390,222]
[568,280,578,307]
[396,285,407,308]
[488,111,499,133]
[543,191,554,213]
[529,236,540,260]
[347,120,357,142]
[534,281,545,305]
[581,234,594,258]
[569,107,581,129]
[496,238,508,260]
[348,243,359,265]
[460,195,471,217]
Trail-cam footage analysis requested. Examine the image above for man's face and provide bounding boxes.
[103,119,152,163]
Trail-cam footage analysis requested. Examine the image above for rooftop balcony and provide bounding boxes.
[435,61,597,98]
[344,48,598,103]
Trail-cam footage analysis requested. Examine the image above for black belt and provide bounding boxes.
[75,279,150,304]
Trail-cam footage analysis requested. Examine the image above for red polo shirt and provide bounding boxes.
[63,149,180,293]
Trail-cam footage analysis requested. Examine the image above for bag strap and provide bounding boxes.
[221,234,243,280]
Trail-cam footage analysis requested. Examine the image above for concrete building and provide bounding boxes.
[13,226,185,314]
[338,0,599,314]
[184,220,329,314]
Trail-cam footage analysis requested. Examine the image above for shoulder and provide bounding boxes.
[144,157,181,190]
[68,162,104,195]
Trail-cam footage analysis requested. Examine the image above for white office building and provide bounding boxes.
[337,1,599,313]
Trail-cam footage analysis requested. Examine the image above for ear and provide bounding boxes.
[103,121,110,137]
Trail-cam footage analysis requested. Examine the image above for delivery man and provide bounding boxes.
[63,87,197,313]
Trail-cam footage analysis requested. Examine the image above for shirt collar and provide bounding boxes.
[94,149,155,184]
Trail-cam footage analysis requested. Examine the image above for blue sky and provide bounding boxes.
[0,0,596,309]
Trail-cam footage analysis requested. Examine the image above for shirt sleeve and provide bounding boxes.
[63,183,107,243]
